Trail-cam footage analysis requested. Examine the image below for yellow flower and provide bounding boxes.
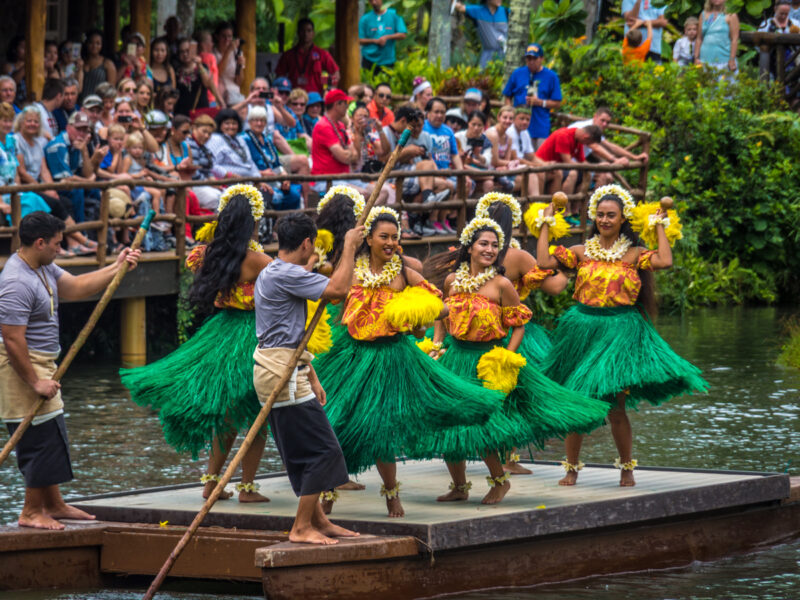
[684,155,691,162]
[159,520,169,528]
[756,141,762,147]
[654,65,664,75]
[536,505,546,509]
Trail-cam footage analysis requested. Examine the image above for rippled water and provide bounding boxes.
[1,306,799,599]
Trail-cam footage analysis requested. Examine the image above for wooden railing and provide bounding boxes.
[741,31,800,100]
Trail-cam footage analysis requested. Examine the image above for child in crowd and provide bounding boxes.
[122,132,171,248]
[96,124,135,247]
[622,19,653,65]
[673,17,699,66]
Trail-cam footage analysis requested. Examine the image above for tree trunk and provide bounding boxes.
[429,0,452,69]
[157,0,178,39]
[583,0,598,41]
[177,0,196,37]
[504,0,532,80]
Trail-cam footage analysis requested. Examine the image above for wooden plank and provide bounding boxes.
[255,535,420,568]
[335,0,361,90]
[25,0,46,102]
[236,0,257,96]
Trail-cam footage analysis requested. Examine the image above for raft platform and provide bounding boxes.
[3,460,799,599]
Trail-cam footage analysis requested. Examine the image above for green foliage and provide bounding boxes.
[526,283,576,328]
[532,0,589,45]
[778,317,800,370]
[195,0,285,53]
[177,266,196,345]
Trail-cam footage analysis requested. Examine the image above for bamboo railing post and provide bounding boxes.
[174,188,186,261]
[0,210,156,468]
[97,190,110,266]
[10,193,21,252]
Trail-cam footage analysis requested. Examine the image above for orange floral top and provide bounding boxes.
[185,245,256,311]
[553,246,656,307]
[343,280,442,341]
[444,293,532,342]
[513,265,554,301]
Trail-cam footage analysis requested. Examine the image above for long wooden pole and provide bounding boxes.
[142,129,412,600]
[0,210,156,468]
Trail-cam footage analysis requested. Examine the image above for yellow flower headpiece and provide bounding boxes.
[318,185,366,219]
[195,220,217,243]
[315,228,334,254]
[588,184,635,221]
[475,192,522,227]
[363,206,400,237]
[218,184,265,220]
[459,216,505,249]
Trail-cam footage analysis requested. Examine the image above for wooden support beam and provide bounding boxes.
[236,0,257,95]
[121,297,147,367]
[335,0,361,90]
[104,0,121,60]
[130,0,152,61]
[25,0,47,101]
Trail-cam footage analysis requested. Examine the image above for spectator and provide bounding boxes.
[792,0,800,21]
[117,31,151,84]
[673,17,699,66]
[44,41,63,80]
[240,105,302,210]
[502,43,562,149]
[287,88,313,140]
[273,77,305,142]
[304,91,323,132]
[96,124,135,226]
[53,78,79,134]
[534,125,602,196]
[196,30,220,107]
[133,78,154,117]
[164,15,182,65]
[81,30,116,99]
[276,18,340,94]
[174,38,225,116]
[454,0,508,68]
[4,36,26,106]
[695,0,739,72]
[233,77,295,133]
[122,131,166,233]
[359,0,408,73]
[445,108,468,133]
[484,105,517,193]
[185,114,223,210]
[623,0,669,63]
[456,110,495,195]
[349,102,392,204]
[348,83,374,106]
[99,97,159,153]
[213,23,244,105]
[94,82,116,133]
[0,76,20,114]
[116,77,137,99]
[150,37,177,92]
[34,79,65,140]
[757,0,799,76]
[478,91,494,127]
[506,107,540,196]
[424,97,466,234]
[367,82,395,127]
[154,85,179,117]
[410,77,433,113]
[622,19,653,65]
[57,41,83,88]
[207,108,268,187]
[143,109,175,174]
[80,94,104,148]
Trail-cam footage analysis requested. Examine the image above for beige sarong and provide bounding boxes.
[0,345,63,420]
[253,347,315,408]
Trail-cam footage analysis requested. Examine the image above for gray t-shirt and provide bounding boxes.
[382,126,433,169]
[14,134,48,182]
[0,253,64,353]
[255,258,329,349]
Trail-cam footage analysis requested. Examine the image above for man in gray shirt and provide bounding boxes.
[0,212,140,530]
[253,212,362,545]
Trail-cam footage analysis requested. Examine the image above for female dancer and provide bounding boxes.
[537,185,708,486]
[121,185,272,502]
[314,207,502,517]
[427,217,609,504]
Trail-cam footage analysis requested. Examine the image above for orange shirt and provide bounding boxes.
[444,293,532,342]
[622,36,651,65]
[367,99,394,127]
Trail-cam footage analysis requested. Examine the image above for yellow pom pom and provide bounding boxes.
[316,228,334,254]
[476,346,527,395]
[630,202,683,248]
[305,300,332,355]
[523,203,570,241]
[416,337,436,354]
[384,286,444,330]
[195,221,218,243]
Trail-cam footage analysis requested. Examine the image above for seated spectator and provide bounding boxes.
[445,108,467,133]
[174,38,225,116]
[96,123,133,186]
[273,77,306,143]
[276,18,341,93]
[99,97,159,153]
[0,76,20,114]
[696,0,740,72]
[456,110,495,195]
[410,77,433,114]
[81,30,116,99]
[349,102,392,204]
[348,83,374,105]
[304,91,323,132]
[80,94,104,148]
[34,78,66,140]
[452,88,483,124]
[53,78,79,133]
[117,77,137,100]
[44,41,63,80]
[94,82,117,132]
[150,37,177,92]
[479,92,495,127]
[359,0,407,73]
[117,31,151,84]
[534,125,602,198]
[57,41,83,89]
[4,36,27,106]
[239,105,302,210]
[483,106,517,193]
[622,19,653,65]
[367,82,394,127]
[673,17,699,66]
[453,0,508,68]
[154,85,179,117]
[185,114,223,210]
[506,107,540,196]
[122,131,168,240]
[287,88,313,141]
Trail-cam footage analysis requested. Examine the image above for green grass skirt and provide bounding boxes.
[418,338,610,462]
[543,304,709,409]
[120,310,260,459]
[506,321,552,368]
[314,333,504,474]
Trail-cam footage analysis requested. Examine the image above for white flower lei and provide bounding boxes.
[248,239,264,253]
[583,235,632,262]
[475,192,522,227]
[509,238,521,249]
[459,217,505,249]
[355,253,402,289]
[218,184,265,219]
[317,185,366,219]
[451,262,497,293]
[588,184,635,221]
[363,206,400,238]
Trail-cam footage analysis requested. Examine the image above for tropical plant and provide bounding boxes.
[531,0,589,45]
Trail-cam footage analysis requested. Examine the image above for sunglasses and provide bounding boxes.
[176,128,191,135]
[377,93,391,99]
[290,101,306,107]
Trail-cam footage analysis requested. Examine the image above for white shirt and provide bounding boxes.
[34,102,57,139]
[507,125,534,158]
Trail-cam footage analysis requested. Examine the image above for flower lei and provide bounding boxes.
[248,239,264,253]
[451,262,497,293]
[317,185,365,219]
[363,206,400,238]
[218,184,264,219]
[588,184,635,221]
[355,253,402,289]
[475,192,522,227]
[509,238,521,249]
[533,209,557,230]
[583,234,632,262]
[459,216,505,249]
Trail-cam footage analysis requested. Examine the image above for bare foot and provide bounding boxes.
[203,481,233,500]
[289,526,338,545]
[239,490,271,503]
[620,470,636,487]
[481,481,510,505]
[503,462,533,475]
[436,488,469,502]
[45,504,95,521]
[19,512,65,530]
[558,471,578,486]
[337,479,366,491]
[386,496,404,517]
[320,499,334,515]
[317,522,360,538]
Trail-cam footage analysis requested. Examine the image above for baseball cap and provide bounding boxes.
[82,95,103,110]
[525,43,544,58]
[273,77,292,92]
[68,111,91,128]
[144,109,171,129]
[324,89,353,104]
[463,88,483,103]
[445,107,468,126]
[307,91,323,106]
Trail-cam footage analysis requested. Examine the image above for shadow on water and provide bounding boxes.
[1,306,799,599]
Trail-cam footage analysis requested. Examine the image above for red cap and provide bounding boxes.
[323,89,353,104]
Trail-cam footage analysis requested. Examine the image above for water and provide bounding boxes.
[1,306,799,599]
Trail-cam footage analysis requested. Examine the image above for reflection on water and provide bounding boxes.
[1,307,799,599]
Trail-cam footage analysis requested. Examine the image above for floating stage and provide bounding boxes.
[3,461,799,599]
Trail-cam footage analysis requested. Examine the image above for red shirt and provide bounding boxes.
[535,127,585,163]
[275,44,339,94]
[311,116,351,175]
[367,100,394,127]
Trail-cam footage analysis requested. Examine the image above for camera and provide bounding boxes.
[259,91,273,99]
[467,137,484,149]
[118,115,133,124]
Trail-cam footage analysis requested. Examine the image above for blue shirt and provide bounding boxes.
[464,3,508,52]
[239,130,280,171]
[44,131,83,181]
[502,65,562,139]
[276,106,305,141]
[622,0,666,55]
[359,8,407,66]
[423,121,458,169]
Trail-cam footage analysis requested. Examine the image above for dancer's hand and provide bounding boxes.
[344,226,365,251]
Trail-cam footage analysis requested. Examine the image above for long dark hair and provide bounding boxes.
[590,193,657,319]
[452,226,506,276]
[486,202,514,264]
[359,212,409,286]
[189,195,254,314]
[315,194,356,266]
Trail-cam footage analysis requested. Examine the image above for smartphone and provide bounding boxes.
[118,115,133,124]
[71,44,80,60]
[126,43,137,57]
[260,91,273,99]
[188,40,198,60]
